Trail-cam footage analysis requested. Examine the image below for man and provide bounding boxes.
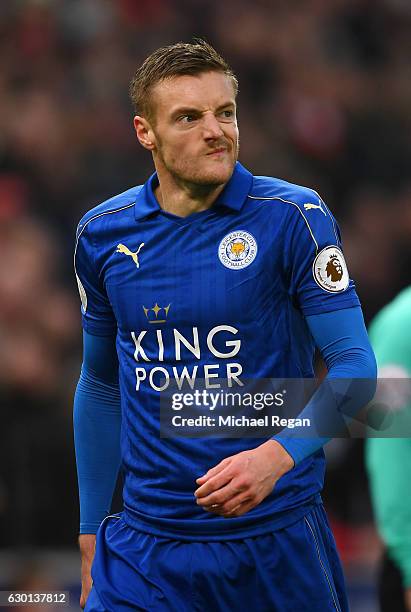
[74,40,376,611]
[366,287,411,612]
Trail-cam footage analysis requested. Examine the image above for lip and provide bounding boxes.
[207,147,227,156]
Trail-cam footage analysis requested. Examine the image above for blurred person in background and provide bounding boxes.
[74,40,376,611]
[367,287,411,612]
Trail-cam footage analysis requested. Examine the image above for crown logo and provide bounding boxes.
[143,303,171,324]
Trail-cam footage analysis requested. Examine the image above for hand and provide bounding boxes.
[405,586,411,612]
[194,440,294,518]
[79,534,96,609]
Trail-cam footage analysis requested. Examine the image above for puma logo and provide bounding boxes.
[303,202,326,216]
[116,242,145,268]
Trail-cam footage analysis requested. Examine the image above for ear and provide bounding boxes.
[133,116,156,151]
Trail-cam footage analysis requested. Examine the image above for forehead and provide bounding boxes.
[150,71,236,115]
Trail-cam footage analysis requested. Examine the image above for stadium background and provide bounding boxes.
[1,0,410,610]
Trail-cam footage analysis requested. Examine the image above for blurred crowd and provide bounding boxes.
[1,0,411,554]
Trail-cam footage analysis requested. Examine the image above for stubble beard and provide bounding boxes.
[155,138,240,194]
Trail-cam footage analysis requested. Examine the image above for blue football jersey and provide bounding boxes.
[74,162,360,540]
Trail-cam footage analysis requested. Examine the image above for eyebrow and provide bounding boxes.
[171,102,235,118]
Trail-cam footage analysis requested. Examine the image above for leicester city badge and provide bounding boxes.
[218,230,258,270]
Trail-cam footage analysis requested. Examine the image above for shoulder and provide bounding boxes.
[76,185,143,238]
[370,287,411,336]
[249,175,324,211]
[248,174,339,248]
[369,287,411,373]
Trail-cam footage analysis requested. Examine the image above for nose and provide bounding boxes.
[202,112,224,140]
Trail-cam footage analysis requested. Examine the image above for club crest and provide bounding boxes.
[218,231,257,270]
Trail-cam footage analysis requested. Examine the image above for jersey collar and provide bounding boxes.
[134,162,253,221]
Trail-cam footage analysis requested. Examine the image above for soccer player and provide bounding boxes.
[366,287,411,612]
[74,40,376,611]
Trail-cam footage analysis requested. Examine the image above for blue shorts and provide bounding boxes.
[85,504,349,612]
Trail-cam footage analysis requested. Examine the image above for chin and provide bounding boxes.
[190,161,235,186]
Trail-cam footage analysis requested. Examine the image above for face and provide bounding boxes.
[134,71,239,188]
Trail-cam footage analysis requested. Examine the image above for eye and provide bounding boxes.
[178,114,197,123]
[219,109,235,121]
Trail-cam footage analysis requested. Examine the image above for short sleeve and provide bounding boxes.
[74,223,117,336]
[285,197,360,316]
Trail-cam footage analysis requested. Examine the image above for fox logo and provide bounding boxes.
[116,242,145,268]
[303,202,326,216]
[231,241,246,257]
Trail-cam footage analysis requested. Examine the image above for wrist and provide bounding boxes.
[259,439,295,475]
[79,533,96,561]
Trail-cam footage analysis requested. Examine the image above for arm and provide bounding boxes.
[275,305,377,464]
[195,306,377,516]
[367,437,411,590]
[366,293,411,598]
[73,330,121,607]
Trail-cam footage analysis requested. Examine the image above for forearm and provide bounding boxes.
[74,332,122,534]
[275,307,377,465]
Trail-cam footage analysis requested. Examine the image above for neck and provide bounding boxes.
[153,165,226,218]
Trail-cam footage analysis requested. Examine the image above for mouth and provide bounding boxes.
[207,147,227,157]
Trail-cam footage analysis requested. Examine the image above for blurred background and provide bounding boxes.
[1,0,411,609]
